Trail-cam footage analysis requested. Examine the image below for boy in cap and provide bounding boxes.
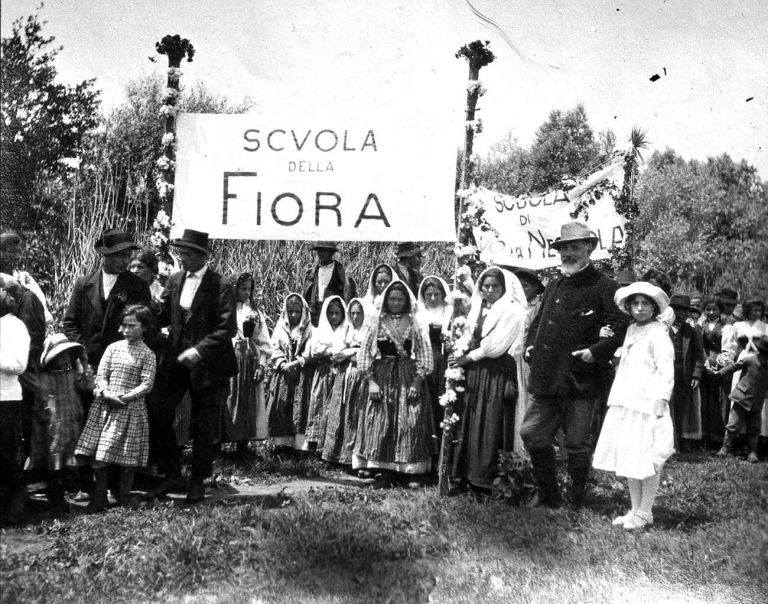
[303,241,357,326]
[394,242,424,296]
[716,335,768,463]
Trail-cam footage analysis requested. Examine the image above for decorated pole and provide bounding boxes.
[151,34,195,265]
[437,40,496,496]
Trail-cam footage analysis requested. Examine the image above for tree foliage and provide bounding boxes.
[0,12,100,231]
[634,150,768,296]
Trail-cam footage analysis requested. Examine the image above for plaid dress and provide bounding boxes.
[75,340,156,467]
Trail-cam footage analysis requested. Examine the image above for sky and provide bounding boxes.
[2,0,766,177]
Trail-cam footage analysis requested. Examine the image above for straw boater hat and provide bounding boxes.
[550,221,599,250]
[311,241,338,252]
[170,229,210,255]
[668,293,700,314]
[94,229,139,255]
[396,242,422,258]
[614,282,669,315]
[40,334,84,367]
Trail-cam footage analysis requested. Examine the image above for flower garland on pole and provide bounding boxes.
[437,40,495,496]
[150,35,195,277]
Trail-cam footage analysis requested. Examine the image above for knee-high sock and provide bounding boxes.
[639,473,660,516]
[627,478,642,513]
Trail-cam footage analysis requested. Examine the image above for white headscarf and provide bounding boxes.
[345,297,367,347]
[361,263,400,315]
[467,266,528,357]
[416,275,453,333]
[310,295,348,355]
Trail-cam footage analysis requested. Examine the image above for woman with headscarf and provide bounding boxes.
[416,276,452,439]
[361,263,399,316]
[266,293,313,450]
[220,272,272,453]
[449,266,527,490]
[354,281,434,484]
[304,295,348,451]
[321,298,368,466]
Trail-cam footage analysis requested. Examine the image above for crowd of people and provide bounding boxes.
[1,224,766,529]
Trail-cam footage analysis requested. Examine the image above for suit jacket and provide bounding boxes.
[303,260,357,326]
[0,274,45,372]
[526,263,628,398]
[62,269,151,367]
[160,267,238,388]
[393,263,424,297]
[721,354,768,411]
[670,322,705,382]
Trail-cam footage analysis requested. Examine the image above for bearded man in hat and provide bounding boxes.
[146,229,237,504]
[62,229,150,371]
[394,242,425,296]
[303,241,357,326]
[520,221,628,507]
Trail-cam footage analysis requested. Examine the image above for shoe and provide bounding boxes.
[611,511,635,527]
[716,447,730,458]
[143,475,186,501]
[357,470,373,479]
[623,511,653,530]
[747,452,759,464]
[185,479,206,504]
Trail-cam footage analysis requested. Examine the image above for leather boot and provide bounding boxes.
[528,448,562,508]
[567,456,591,507]
[87,468,109,513]
[116,469,135,506]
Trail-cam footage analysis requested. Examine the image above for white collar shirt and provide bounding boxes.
[180,265,208,310]
[317,263,334,302]
[102,271,119,300]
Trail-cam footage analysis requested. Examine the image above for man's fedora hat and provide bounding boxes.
[40,333,84,368]
[94,229,139,255]
[550,221,599,250]
[396,242,422,258]
[716,288,739,306]
[668,293,699,313]
[171,229,210,255]
[615,281,669,315]
[311,241,339,252]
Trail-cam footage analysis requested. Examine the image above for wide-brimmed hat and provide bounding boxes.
[40,333,83,367]
[550,221,598,250]
[311,241,338,252]
[614,282,669,315]
[716,288,739,306]
[755,335,768,354]
[171,229,210,255]
[396,242,422,258]
[94,229,139,255]
[668,293,699,313]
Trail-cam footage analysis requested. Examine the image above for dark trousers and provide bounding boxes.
[723,400,764,451]
[0,401,24,494]
[148,362,227,480]
[520,392,597,500]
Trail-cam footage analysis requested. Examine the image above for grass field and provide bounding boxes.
[1,448,766,604]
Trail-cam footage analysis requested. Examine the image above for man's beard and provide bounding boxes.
[559,257,588,276]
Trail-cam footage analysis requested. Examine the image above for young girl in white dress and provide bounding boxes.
[593,282,675,530]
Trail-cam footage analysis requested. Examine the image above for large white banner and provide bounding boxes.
[171,113,457,241]
[471,157,627,269]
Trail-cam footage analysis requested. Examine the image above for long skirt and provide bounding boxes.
[353,356,434,474]
[451,355,516,488]
[27,372,84,471]
[220,341,267,442]
[594,406,675,480]
[425,345,447,440]
[75,398,149,467]
[266,368,298,448]
[322,362,367,465]
[304,360,336,448]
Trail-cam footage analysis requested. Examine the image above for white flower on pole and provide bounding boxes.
[161,132,175,147]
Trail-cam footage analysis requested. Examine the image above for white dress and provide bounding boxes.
[593,321,675,480]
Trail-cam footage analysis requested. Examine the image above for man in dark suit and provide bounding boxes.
[520,222,628,507]
[146,229,237,503]
[62,229,151,370]
[393,242,424,296]
[303,241,357,326]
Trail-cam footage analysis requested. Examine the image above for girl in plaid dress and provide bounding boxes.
[75,305,156,511]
